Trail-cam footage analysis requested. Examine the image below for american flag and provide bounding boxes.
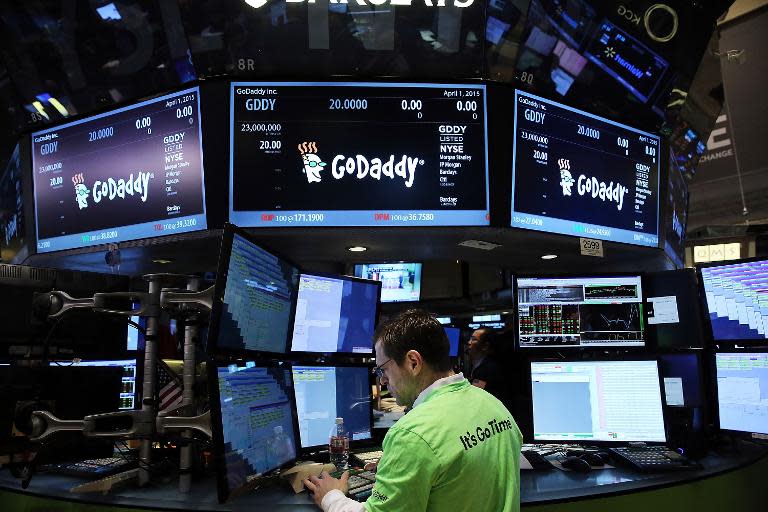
[157,360,183,412]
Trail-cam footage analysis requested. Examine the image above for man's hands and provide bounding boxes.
[303,470,349,507]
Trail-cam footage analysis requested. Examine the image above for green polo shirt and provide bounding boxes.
[364,378,522,512]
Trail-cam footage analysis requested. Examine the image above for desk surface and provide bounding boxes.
[0,442,766,511]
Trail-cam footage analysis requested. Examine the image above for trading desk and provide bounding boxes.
[0,441,766,511]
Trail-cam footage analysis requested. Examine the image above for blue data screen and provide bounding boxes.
[217,365,297,491]
[292,366,372,449]
[216,233,299,353]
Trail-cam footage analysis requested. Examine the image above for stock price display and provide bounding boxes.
[230,82,489,227]
[31,87,207,253]
[511,90,660,247]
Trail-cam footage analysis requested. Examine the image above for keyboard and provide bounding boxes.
[328,467,377,501]
[41,456,137,478]
[351,449,383,467]
[609,446,701,472]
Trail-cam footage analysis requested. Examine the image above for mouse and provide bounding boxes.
[561,456,592,473]
[580,453,605,467]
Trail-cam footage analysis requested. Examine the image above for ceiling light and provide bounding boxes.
[152,258,173,264]
[541,254,558,260]
[347,246,367,252]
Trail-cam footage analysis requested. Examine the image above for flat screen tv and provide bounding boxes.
[31,86,206,253]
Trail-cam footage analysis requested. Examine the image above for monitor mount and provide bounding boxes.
[26,274,214,493]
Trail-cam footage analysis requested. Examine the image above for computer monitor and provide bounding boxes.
[75,360,138,410]
[516,275,645,349]
[290,273,381,354]
[292,365,373,451]
[714,352,768,437]
[645,269,705,350]
[353,263,422,303]
[207,224,300,356]
[209,362,299,503]
[699,258,768,343]
[444,327,460,357]
[530,359,667,443]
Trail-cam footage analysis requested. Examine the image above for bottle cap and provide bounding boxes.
[336,417,344,425]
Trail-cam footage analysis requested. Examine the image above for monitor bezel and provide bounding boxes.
[208,358,301,504]
[290,361,376,454]
[206,222,301,358]
[711,348,768,440]
[352,261,423,304]
[514,271,649,350]
[696,256,768,347]
[289,271,382,356]
[527,355,668,446]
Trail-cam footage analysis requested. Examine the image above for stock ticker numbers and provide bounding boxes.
[511,90,660,247]
[229,83,489,227]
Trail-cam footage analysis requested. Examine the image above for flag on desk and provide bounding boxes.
[157,360,183,412]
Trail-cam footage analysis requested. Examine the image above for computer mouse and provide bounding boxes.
[561,456,592,473]
[580,453,605,467]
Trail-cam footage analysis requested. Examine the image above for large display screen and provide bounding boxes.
[715,353,768,435]
[531,360,666,442]
[517,275,645,349]
[230,82,489,227]
[31,87,206,253]
[290,274,379,354]
[663,152,689,268]
[700,260,768,342]
[354,263,422,303]
[292,366,373,450]
[511,90,660,246]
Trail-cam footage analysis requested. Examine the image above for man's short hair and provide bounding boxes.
[375,309,451,372]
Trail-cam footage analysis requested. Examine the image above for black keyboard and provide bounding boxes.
[41,456,137,478]
[609,446,700,472]
[521,450,555,470]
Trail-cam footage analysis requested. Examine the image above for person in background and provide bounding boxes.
[466,328,507,404]
[304,309,522,512]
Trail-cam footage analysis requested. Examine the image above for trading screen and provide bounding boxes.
[31,87,207,253]
[517,276,645,348]
[531,360,666,442]
[216,365,297,494]
[230,82,489,227]
[700,260,768,341]
[511,90,660,247]
[77,360,137,410]
[290,274,379,354]
[715,353,768,435]
[215,234,299,354]
[354,263,421,303]
[292,366,372,449]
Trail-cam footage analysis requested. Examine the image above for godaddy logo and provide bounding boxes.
[71,171,154,209]
[298,141,327,183]
[557,158,628,211]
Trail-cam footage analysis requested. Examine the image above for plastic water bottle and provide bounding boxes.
[329,417,349,470]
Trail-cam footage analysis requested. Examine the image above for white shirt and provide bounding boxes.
[320,373,467,512]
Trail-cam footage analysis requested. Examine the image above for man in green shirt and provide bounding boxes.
[304,309,522,512]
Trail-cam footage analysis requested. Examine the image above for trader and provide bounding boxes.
[304,309,522,512]
[467,327,509,407]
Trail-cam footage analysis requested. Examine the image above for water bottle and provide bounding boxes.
[329,417,349,470]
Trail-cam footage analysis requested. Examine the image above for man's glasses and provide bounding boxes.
[372,359,392,379]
